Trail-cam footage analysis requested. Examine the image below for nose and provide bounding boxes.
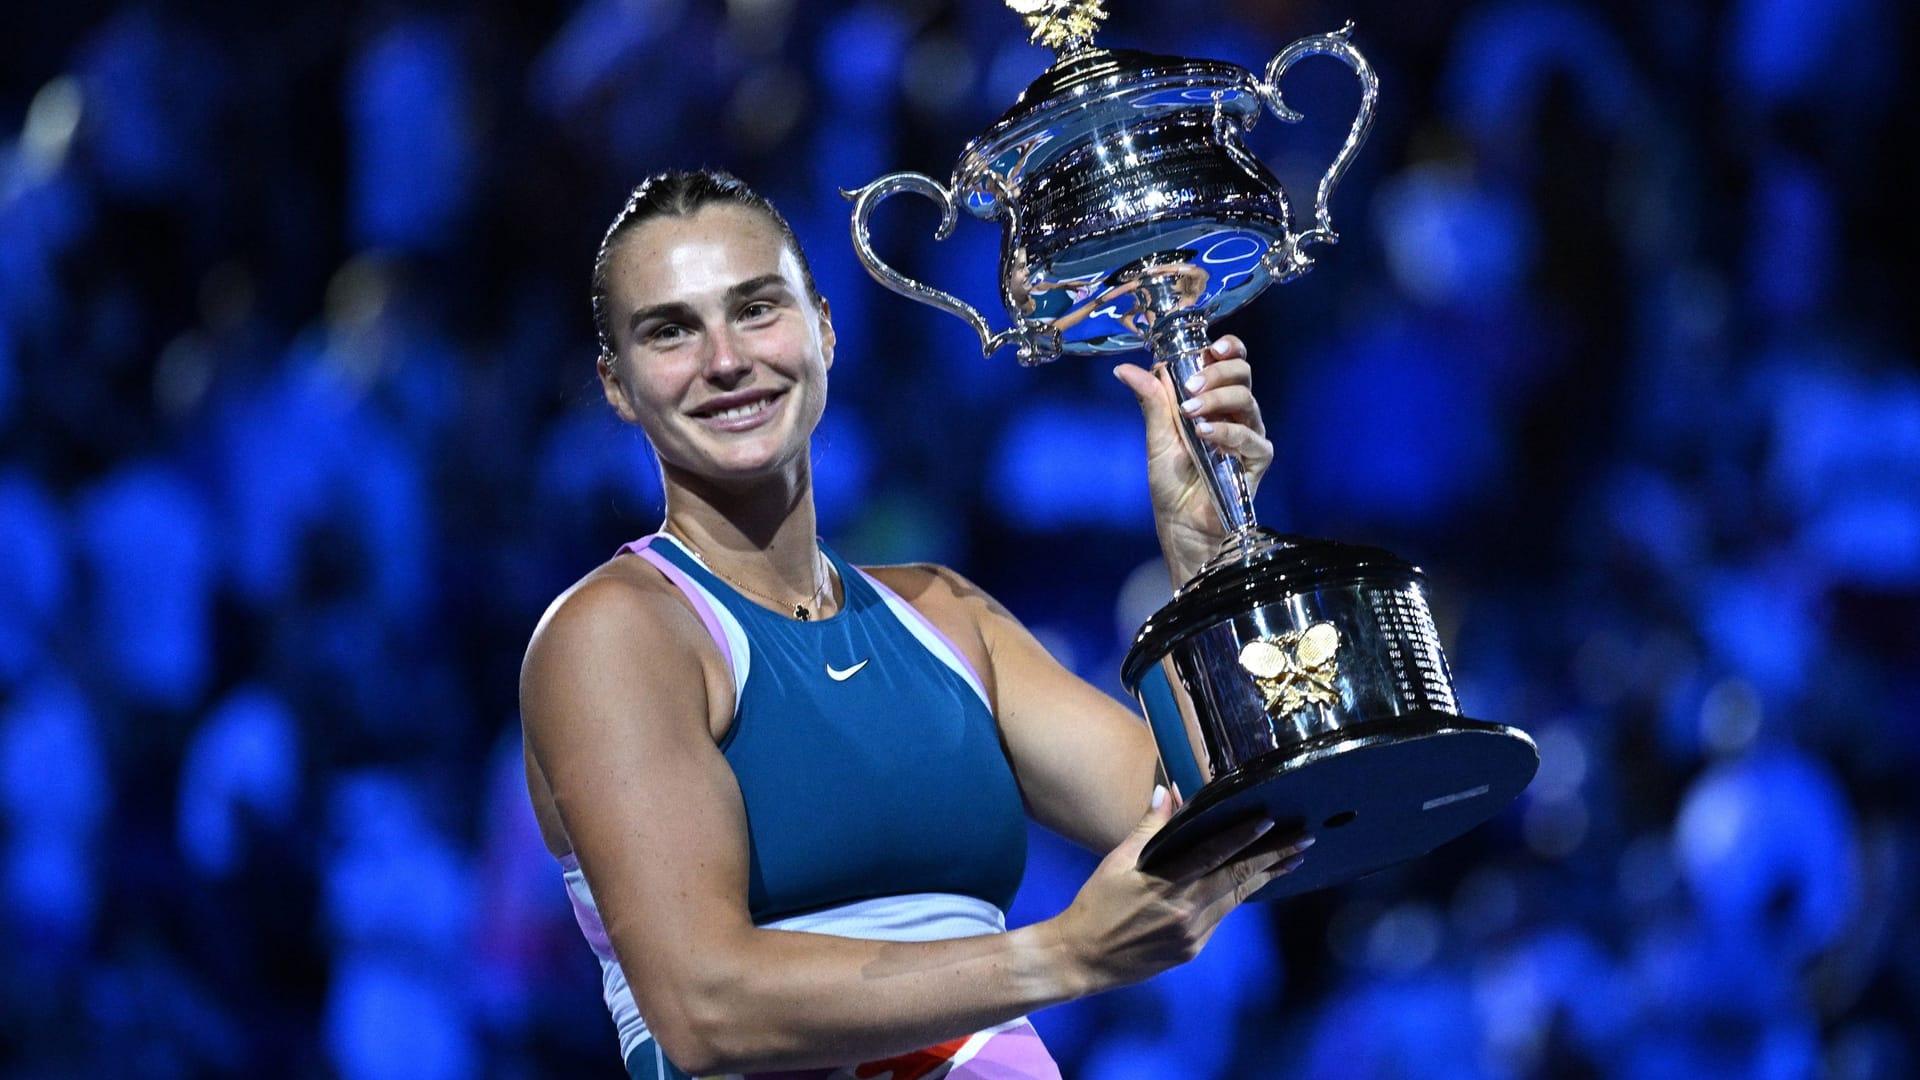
[702,326,752,385]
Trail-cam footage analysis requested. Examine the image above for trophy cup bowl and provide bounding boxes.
[846,5,1536,900]
[846,26,1366,366]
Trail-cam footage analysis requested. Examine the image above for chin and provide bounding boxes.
[675,436,809,488]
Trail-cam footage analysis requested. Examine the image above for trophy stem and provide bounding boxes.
[1147,308,1258,537]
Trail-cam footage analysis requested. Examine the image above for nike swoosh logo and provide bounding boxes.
[826,659,871,681]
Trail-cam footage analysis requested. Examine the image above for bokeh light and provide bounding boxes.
[1,1,1913,1076]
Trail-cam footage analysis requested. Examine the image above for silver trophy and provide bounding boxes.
[845,1,1536,899]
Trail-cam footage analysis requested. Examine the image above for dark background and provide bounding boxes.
[2,0,1916,1076]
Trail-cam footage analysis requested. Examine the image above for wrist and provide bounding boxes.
[1157,524,1218,586]
[1019,916,1101,1005]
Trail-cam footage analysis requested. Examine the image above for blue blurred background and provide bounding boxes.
[2,0,1916,1076]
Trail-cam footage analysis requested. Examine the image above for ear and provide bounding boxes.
[598,352,640,424]
[816,296,835,371]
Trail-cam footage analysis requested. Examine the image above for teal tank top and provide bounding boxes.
[628,534,1028,921]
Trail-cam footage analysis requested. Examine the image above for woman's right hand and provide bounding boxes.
[1047,786,1313,992]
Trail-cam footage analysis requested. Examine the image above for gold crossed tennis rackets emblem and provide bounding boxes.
[1238,623,1342,716]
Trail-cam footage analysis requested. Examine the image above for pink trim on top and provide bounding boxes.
[623,534,734,676]
[565,874,616,959]
[857,569,991,706]
[956,1020,1064,1078]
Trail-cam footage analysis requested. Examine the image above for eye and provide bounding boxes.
[645,323,690,344]
[740,299,778,322]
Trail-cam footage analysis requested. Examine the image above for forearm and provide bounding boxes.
[635,917,1094,1074]
[632,777,1308,1076]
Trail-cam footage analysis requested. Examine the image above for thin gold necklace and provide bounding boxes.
[665,528,834,620]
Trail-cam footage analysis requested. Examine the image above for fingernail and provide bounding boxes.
[1193,419,1214,434]
[1151,784,1168,810]
[1252,819,1275,838]
[1184,373,1205,393]
[1180,397,1202,414]
[1296,835,1317,849]
[1279,853,1307,873]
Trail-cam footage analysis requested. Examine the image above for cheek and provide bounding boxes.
[609,365,685,436]
[628,351,695,398]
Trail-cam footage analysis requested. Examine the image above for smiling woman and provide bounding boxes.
[518,169,1303,1079]
[593,180,834,490]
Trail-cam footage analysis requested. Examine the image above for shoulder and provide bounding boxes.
[861,562,1012,623]
[521,554,716,705]
[871,557,1013,611]
[857,562,1006,707]
[858,562,1028,665]
[530,554,706,649]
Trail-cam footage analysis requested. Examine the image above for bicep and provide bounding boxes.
[885,565,1159,854]
[983,609,1161,852]
[520,585,754,1028]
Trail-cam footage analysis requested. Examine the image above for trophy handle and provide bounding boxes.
[1258,23,1379,280]
[842,172,1055,364]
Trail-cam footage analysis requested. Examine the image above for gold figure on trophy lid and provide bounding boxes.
[1238,623,1342,716]
[1004,0,1109,53]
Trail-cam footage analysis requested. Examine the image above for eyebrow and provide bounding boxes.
[626,274,792,335]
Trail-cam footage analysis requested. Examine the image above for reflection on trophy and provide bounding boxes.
[845,0,1537,899]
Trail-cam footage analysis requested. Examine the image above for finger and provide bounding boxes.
[1178,385,1260,426]
[1192,419,1272,457]
[1191,422,1274,474]
[1108,784,1179,866]
[1194,828,1313,892]
[1207,334,1246,363]
[1116,362,1190,452]
[1111,362,1166,410]
[1140,782,1174,826]
[1145,815,1276,884]
[1152,362,1184,413]
[1196,834,1313,905]
[1193,844,1310,917]
[1181,358,1252,398]
[1246,829,1315,861]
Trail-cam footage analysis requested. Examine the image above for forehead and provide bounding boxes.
[606,204,804,308]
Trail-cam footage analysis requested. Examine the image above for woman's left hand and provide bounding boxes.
[1113,334,1273,583]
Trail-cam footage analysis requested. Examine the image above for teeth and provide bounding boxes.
[709,398,772,422]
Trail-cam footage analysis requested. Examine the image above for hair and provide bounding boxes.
[590,169,821,365]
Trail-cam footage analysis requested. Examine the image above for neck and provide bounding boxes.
[658,457,826,605]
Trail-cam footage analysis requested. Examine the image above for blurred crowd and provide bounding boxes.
[1,1,1915,1077]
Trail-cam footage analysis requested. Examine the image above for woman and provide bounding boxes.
[521,170,1313,1080]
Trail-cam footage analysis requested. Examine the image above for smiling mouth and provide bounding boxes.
[692,390,784,428]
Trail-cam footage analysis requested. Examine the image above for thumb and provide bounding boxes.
[1112,784,1176,862]
[1113,363,1185,454]
[1112,362,1167,415]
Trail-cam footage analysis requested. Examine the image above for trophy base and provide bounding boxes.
[1137,712,1537,902]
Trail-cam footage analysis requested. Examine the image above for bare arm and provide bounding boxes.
[867,563,1163,854]
[860,335,1277,856]
[521,564,1302,1075]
